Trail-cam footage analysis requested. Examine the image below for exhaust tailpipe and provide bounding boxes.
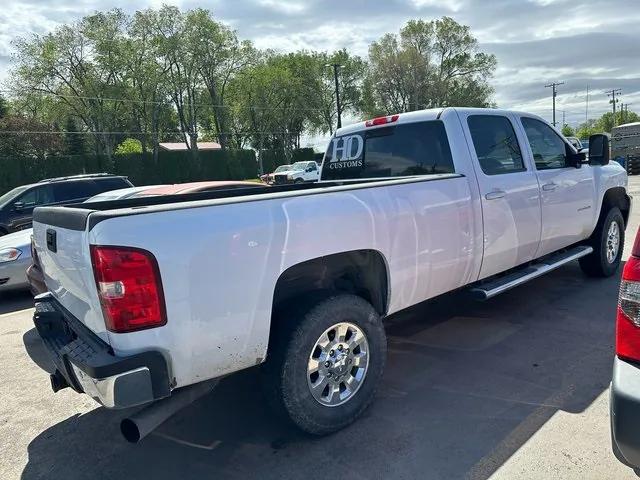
[120,380,218,443]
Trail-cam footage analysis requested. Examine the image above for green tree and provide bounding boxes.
[561,124,575,137]
[115,137,143,154]
[363,17,496,116]
[63,116,86,155]
[576,119,598,139]
[0,95,8,118]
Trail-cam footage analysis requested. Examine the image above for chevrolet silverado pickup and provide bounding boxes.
[29,108,630,439]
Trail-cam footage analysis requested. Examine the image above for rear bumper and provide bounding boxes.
[611,356,640,469]
[33,293,171,408]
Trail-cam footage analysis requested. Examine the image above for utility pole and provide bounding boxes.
[545,81,564,126]
[606,88,622,126]
[326,63,344,130]
[562,110,566,128]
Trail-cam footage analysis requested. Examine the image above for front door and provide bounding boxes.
[462,112,542,280]
[519,117,596,257]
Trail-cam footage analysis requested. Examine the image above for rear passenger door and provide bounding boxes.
[462,112,542,279]
[519,117,596,257]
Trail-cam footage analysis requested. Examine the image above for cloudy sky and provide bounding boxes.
[0,0,638,148]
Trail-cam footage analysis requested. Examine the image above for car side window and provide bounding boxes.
[309,163,317,171]
[15,186,54,208]
[53,181,98,202]
[467,115,525,175]
[521,117,568,170]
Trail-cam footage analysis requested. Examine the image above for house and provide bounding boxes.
[158,141,222,151]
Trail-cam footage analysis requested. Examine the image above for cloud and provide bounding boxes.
[1,0,638,132]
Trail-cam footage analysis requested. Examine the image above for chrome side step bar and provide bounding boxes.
[470,245,594,300]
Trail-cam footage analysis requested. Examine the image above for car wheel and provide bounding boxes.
[579,207,624,277]
[261,293,386,435]
[294,178,304,184]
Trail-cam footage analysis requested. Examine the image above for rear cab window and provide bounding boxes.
[322,121,454,180]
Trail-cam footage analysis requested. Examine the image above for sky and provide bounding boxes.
[0,0,638,149]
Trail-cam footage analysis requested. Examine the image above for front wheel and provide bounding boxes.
[294,178,304,184]
[261,294,387,435]
[579,207,624,277]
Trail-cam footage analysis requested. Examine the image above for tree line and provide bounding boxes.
[0,7,497,163]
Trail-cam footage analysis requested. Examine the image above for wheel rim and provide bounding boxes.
[606,221,620,264]
[307,322,370,407]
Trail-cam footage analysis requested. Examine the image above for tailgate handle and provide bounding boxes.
[46,229,57,253]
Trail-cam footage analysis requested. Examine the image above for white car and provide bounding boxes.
[29,107,628,441]
[272,161,320,184]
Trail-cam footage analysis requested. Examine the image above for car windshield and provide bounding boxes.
[275,165,291,173]
[291,162,307,171]
[0,185,28,208]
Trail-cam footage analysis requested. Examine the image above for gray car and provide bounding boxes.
[0,229,33,292]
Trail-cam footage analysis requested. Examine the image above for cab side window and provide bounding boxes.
[521,117,568,170]
[467,115,525,175]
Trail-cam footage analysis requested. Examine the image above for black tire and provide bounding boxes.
[579,206,624,277]
[261,293,386,435]
[294,178,304,184]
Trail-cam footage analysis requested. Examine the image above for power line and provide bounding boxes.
[0,88,331,113]
[545,81,564,127]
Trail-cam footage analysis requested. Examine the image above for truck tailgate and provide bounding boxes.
[32,212,108,341]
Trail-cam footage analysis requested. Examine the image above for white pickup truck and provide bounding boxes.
[30,108,629,440]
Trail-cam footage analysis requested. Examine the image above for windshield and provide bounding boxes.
[275,165,291,173]
[291,162,307,171]
[0,185,29,208]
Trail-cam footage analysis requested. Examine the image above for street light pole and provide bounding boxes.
[327,63,343,130]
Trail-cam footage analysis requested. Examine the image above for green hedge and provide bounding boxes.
[0,148,318,194]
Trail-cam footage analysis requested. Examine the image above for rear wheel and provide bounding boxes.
[262,294,386,435]
[579,207,624,277]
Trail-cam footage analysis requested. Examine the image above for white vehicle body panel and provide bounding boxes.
[31,107,629,390]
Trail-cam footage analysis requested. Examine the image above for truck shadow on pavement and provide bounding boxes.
[21,263,620,480]
[0,290,33,315]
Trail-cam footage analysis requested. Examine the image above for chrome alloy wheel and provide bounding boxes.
[607,220,620,264]
[307,322,370,407]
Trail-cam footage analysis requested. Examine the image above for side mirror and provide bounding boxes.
[12,201,24,211]
[589,133,610,165]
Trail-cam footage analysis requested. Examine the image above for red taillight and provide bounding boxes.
[90,245,167,333]
[365,114,399,127]
[617,255,640,362]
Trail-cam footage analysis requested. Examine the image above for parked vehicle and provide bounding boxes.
[0,174,132,236]
[30,107,629,441]
[612,122,640,174]
[261,165,292,184]
[611,225,640,474]
[272,161,320,184]
[139,181,262,195]
[0,229,33,293]
[565,136,584,151]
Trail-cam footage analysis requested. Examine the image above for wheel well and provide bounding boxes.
[602,187,630,226]
[272,250,389,317]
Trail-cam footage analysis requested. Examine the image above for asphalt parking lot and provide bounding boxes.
[2,178,640,480]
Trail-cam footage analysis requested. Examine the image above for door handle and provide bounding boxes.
[542,182,557,191]
[485,189,506,200]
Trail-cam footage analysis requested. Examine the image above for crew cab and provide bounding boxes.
[272,161,320,184]
[29,108,629,439]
